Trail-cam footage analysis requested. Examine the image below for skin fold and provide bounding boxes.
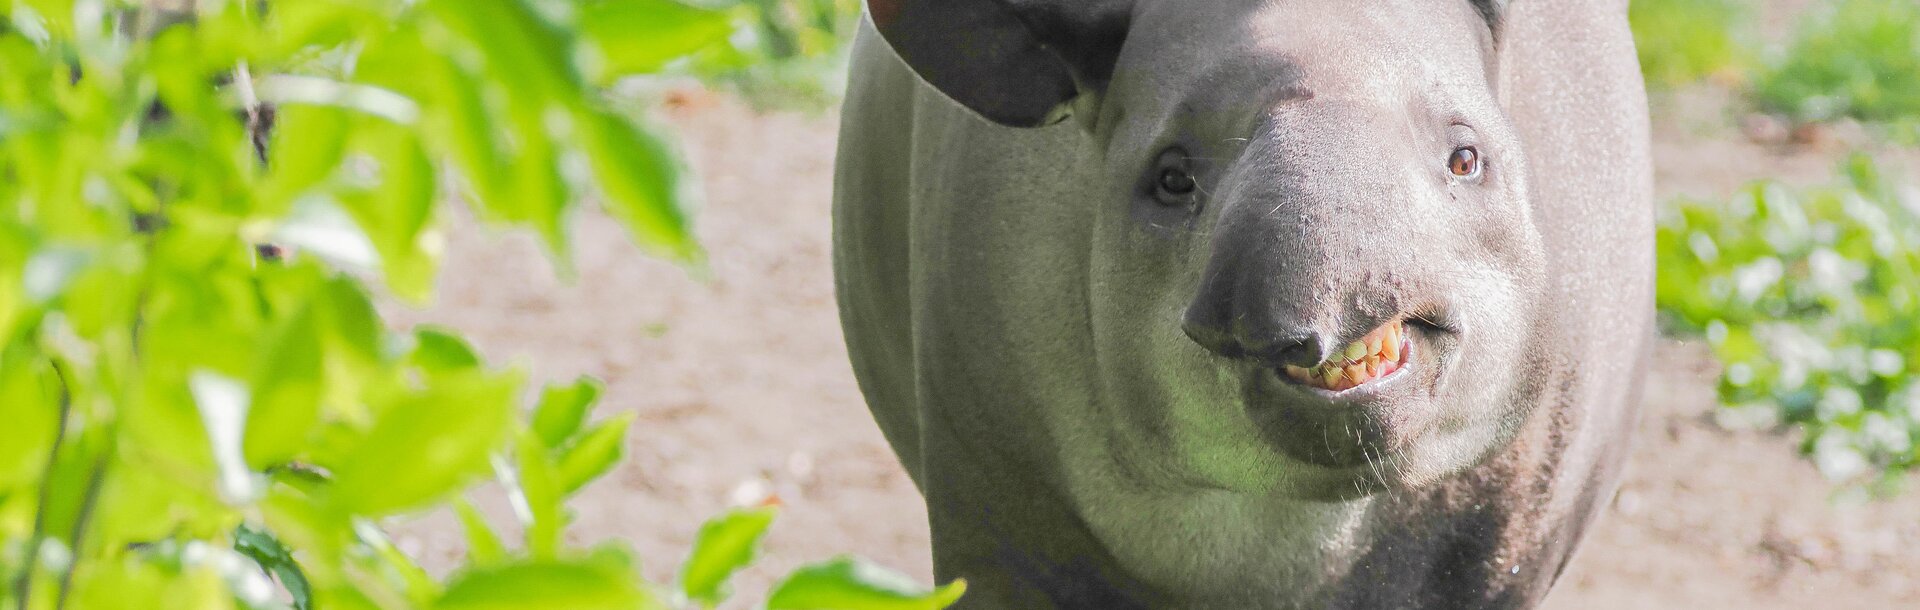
[832,0,1652,607]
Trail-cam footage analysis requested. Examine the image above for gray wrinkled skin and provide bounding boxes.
[833,0,1652,607]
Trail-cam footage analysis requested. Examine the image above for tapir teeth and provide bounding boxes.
[1285,365,1313,382]
[1288,320,1408,392]
[1343,341,1367,361]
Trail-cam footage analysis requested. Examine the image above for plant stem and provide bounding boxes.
[52,452,109,610]
[12,360,72,610]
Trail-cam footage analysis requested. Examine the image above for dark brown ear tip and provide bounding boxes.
[867,0,902,28]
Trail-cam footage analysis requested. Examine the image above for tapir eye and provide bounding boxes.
[1158,168,1197,196]
[1447,146,1482,179]
[1148,148,1200,209]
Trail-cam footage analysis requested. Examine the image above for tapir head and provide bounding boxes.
[871,0,1550,499]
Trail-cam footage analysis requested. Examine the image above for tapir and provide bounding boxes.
[832,0,1652,607]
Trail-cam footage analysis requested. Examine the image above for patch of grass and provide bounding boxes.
[1657,156,1920,495]
[1752,0,1920,123]
[1630,0,1751,89]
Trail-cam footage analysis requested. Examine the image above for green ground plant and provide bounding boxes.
[1752,0,1920,125]
[1629,0,1751,89]
[0,0,961,608]
[1657,156,1920,495]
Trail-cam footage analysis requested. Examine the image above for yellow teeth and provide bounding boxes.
[1285,364,1312,383]
[1343,341,1367,361]
[1343,362,1366,383]
[1288,320,1408,392]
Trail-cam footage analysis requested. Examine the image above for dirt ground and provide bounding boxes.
[380,41,1920,610]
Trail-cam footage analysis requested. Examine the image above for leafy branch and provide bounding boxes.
[0,0,961,608]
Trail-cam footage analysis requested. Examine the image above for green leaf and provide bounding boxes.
[260,105,351,215]
[575,109,698,260]
[234,523,315,610]
[341,124,439,303]
[0,356,58,489]
[678,506,777,605]
[555,411,634,495]
[410,326,483,375]
[68,555,239,610]
[531,376,603,448]
[314,276,384,424]
[245,302,324,468]
[411,51,511,224]
[433,560,647,610]
[578,0,732,84]
[512,430,565,558]
[260,0,392,61]
[503,97,573,264]
[423,0,582,102]
[454,498,507,565]
[329,370,519,516]
[357,518,443,603]
[766,557,967,610]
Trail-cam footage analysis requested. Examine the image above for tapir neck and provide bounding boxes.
[918,380,1596,610]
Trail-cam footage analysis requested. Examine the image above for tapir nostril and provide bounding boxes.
[1181,318,1245,360]
[1181,311,1328,368]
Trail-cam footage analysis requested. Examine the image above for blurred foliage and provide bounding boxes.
[1630,0,1752,89]
[1657,156,1920,494]
[1752,0,1920,124]
[677,0,858,111]
[0,0,959,608]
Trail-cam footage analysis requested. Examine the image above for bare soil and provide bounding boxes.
[382,86,1920,609]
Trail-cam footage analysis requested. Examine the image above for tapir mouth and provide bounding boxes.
[1280,319,1412,392]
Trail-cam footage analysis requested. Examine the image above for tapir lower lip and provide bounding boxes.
[1275,357,1415,403]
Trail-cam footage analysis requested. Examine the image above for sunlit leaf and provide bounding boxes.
[511,431,565,558]
[329,370,519,516]
[260,105,351,215]
[576,110,697,260]
[245,301,325,468]
[410,52,511,222]
[766,557,967,610]
[578,0,731,84]
[531,376,602,448]
[0,357,58,489]
[356,518,442,602]
[454,498,507,565]
[424,0,582,101]
[342,124,439,302]
[434,560,648,610]
[503,98,573,262]
[67,557,238,610]
[679,506,777,605]
[410,327,482,375]
[555,411,634,495]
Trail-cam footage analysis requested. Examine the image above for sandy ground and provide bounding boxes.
[375,43,1920,610]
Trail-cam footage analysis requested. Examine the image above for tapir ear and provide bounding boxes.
[866,0,1133,127]
[1467,0,1512,39]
